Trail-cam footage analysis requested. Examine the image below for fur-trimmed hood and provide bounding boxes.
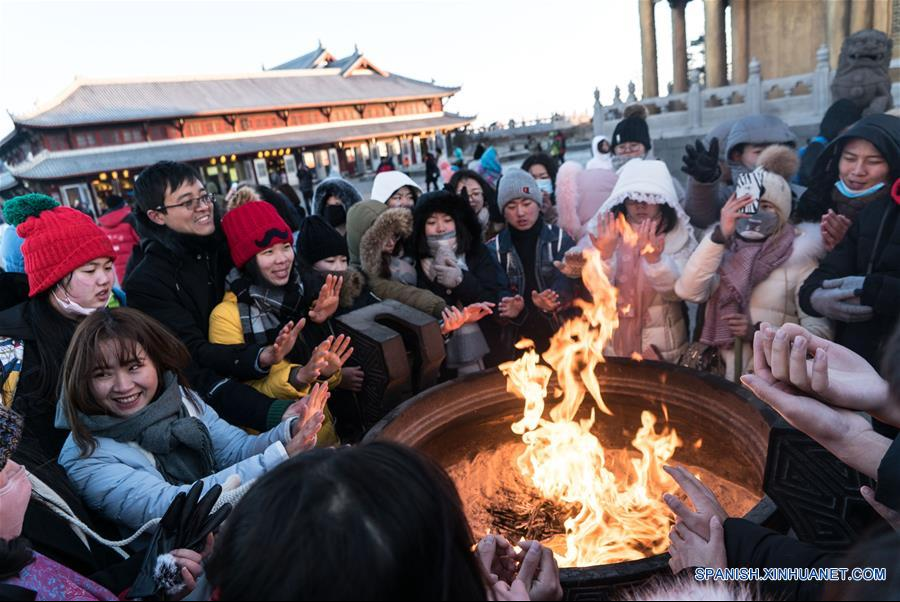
[345,200,413,278]
[339,265,367,308]
[312,177,362,216]
[555,160,618,240]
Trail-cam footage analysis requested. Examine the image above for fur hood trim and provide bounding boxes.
[359,208,412,277]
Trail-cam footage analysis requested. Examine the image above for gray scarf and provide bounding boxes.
[74,374,216,485]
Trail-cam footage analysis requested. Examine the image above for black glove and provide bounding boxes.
[681,138,721,183]
[128,482,232,599]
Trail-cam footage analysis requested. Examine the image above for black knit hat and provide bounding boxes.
[298,216,349,265]
[0,406,23,472]
[611,116,652,151]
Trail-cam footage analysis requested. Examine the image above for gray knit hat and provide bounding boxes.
[497,168,542,213]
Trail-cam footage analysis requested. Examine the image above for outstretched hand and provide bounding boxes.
[740,328,891,479]
[681,138,721,183]
[309,274,343,324]
[284,382,330,455]
[531,289,561,313]
[259,319,306,368]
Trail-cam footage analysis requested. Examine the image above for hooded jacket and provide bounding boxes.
[410,191,507,307]
[799,189,900,367]
[97,206,139,284]
[369,172,421,204]
[345,200,446,317]
[312,177,362,217]
[592,160,697,362]
[686,114,804,229]
[586,135,614,170]
[795,113,900,223]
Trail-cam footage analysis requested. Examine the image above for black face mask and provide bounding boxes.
[324,204,347,228]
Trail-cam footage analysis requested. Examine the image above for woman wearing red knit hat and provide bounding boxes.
[0,193,121,465]
[210,201,351,445]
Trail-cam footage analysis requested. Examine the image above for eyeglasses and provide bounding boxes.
[156,192,214,213]
[462,187,484,200]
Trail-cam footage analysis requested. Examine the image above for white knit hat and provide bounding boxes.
[595,159,691,231]
[370,171,423,203]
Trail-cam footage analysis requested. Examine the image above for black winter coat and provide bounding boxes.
[799,195,900,367]
[125,223,287,430]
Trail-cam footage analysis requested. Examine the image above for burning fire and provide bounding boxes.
[499,245,682,567]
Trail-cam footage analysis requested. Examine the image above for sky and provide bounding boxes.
[0,0,705,138]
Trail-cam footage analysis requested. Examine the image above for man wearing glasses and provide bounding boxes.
[125,161,298,431]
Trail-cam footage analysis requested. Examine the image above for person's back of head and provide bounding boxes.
[104,195,126,211]
[206,442,487,600]
[254,185,302,232]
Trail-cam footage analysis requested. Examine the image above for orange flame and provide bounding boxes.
[630,352,644,361]
[640,243,657,256]
[615,213,639,247]
[499,246,682,567]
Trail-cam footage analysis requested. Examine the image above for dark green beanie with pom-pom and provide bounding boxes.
[3,193,60,227]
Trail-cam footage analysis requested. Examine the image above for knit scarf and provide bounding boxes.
[831,183,891,222]
[226,267,305,346]
[700,226,796,348]
[421,232,468,282]
[611,233,659,358]
[74,374,215,485]
[388,256,418,286]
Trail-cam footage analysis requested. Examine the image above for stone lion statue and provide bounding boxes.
[831,29,893,116]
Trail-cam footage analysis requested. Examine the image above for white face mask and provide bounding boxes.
[53,289,109,317]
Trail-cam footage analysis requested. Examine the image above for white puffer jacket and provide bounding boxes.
[595,159,698,362]
[601,221,696,361]
[675,221,833,378]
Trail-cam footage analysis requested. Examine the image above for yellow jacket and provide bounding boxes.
[209,291,340,446]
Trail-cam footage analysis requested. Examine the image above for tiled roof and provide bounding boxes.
[14,71,459,128]
[10,112,472,180]
[270,47,330,70]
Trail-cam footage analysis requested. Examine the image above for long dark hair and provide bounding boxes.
[206,442,489,600]
[61,308,195,456]
[448,169,503,224]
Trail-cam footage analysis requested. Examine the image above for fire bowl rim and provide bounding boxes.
[364,357,779,582]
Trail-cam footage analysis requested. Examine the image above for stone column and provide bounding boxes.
[639,0,659,98]
[669,0,689,92]
[872,0,893,34]
[704,0,727,87]
[730,0,749,83]
[850,0,874,32]
[828,0,850,68]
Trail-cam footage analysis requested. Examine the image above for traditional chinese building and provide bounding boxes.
[0,44,471,211]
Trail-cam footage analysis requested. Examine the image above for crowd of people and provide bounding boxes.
[0,98,899,600]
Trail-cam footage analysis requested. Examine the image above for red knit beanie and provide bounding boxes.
[221,201,293,269]
[7,195,116,297]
